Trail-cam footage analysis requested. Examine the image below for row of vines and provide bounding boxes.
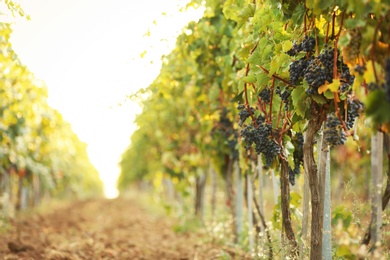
[119,0,390,258]
[1,2,103,220]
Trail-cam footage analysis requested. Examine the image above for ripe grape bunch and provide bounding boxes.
[212,108,239,160]
[286,36,315,56]
[288,39,354,96]
[259,88,271,104]
[237,103,255,126]
[324,113,346,146]
[289,132,304,185]
[240,114,281,167]
[385,58,390,102]
[346,98,363,130]
[276,86,291,111]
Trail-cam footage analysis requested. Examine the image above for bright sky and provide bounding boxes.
[8,0,203,198]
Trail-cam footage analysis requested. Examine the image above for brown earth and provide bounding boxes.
[0,197,243,260]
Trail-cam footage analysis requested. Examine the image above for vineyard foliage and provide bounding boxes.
[1,5,103,213]
[119,0,390,257]
[120,0,390,184]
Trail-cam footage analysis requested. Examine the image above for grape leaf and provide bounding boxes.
[327,79,340,92]
[365,90,390,125]
[292,86,307,117]
[243,74,256,83]
[311,94,327,104]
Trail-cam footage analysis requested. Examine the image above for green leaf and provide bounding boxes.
[306,0,333,15]
[238,80,245,93]
[271,204,282,230]
[231,91,244,103]
[365,90,390,125]
[292,86,307,117]
[247,47,261,65]
[336,245,352,257]
[261,45,273,61]
[208,84,220,102]
[311,94,327,104]
[237,3,255,28]
[243,74,256,83]
[269,58,279,75]
[290,3,305,25]
[290,191,301,208]
[256,72,270,86]
[323,90,334,100]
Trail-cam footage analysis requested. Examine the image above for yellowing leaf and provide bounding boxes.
[243,74,256,83]
[140,50,147,58]
[318,84,328,94]
[282,41,293,52]
[363,60,383,84]
[327,79,340,92]
[269,59,279,75]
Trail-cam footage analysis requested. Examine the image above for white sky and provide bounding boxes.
[8,0,203,198]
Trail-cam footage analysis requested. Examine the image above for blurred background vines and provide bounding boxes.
[0,1,103,223]
[118,0,390,258]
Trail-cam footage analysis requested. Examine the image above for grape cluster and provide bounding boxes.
[354,64,366,76]
[346,99,363,129]
[240,115,281,167]
[318,47,334,82]
[259,88,271,104]
[340,83,350,93]
[340,61,355,86]
[212,109,239,160]
[289,132,304,185]
[344,29,362,63]
[276,86,291,111]
[324,113,346,146]
[385,58,390,102]
[304,58,329,95]
[302,36,316,52]
[289,46,355,96]
[289,58,308,84]
[237,103,254,126]
[286,36,315,56]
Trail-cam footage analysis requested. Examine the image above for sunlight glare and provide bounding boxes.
[10,0,204,198]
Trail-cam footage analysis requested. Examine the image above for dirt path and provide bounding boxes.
[0,197,223,260]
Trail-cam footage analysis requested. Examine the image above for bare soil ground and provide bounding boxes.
[0,197,230,260]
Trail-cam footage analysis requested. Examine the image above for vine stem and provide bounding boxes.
[325,20,330,44]
[313,17,319,56]
[331,11,350,134]
[256,65,293,86]
[333,11,345,79]
[331,12,336,39]
[268,77,275,124]
[243,41,260,128]
[256,96,267,115]
[276,98,283,130]
[333,93,351,135]
[244,65,257,127]
[371,17,384,83]
[279,120,293,143]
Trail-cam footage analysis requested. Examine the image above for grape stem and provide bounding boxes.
[333,11,345,79]
[325,20,330,45]
[243,41,260,128]
[256,96,267,117]
[256,65,293,86]
[331,12,336,39]
[276,98,283,129]
[333,92,352,136]
[268,78,275,124]
[371,17,384,83]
